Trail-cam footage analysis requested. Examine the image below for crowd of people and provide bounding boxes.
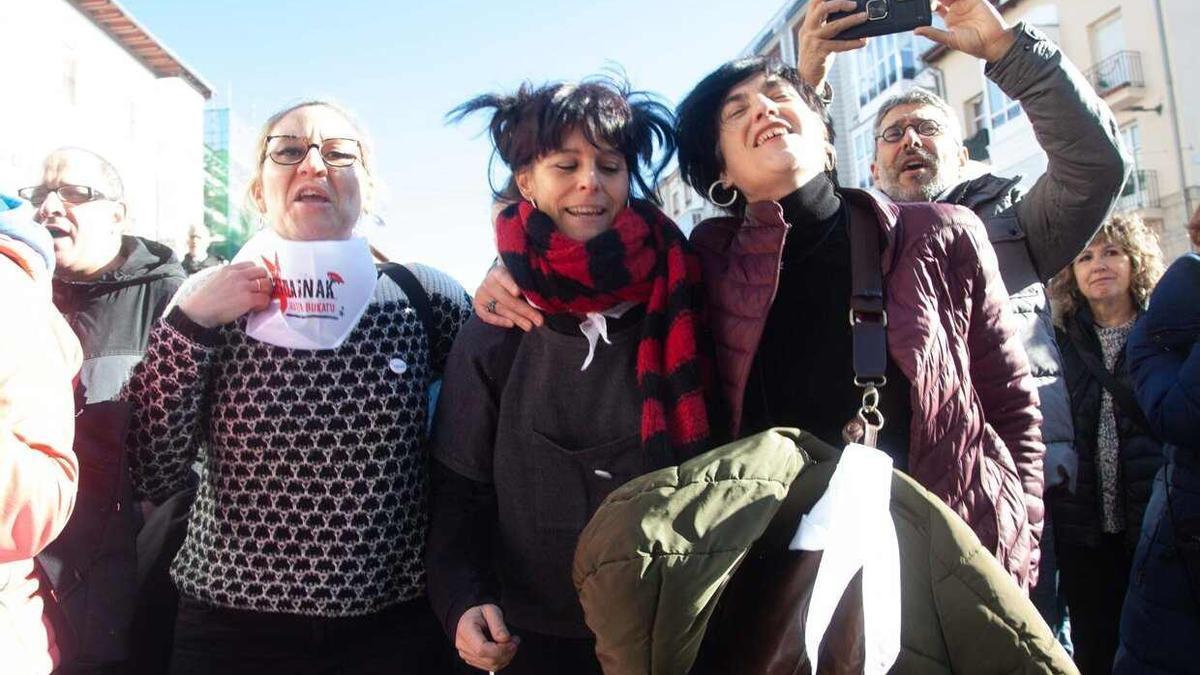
[2,0,1199,673]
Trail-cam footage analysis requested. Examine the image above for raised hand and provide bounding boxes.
[915,0,1017,64]
[796,0,870,90]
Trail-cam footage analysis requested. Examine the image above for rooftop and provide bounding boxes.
[69,0,213,99]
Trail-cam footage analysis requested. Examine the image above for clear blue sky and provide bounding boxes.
[120,0,787,288]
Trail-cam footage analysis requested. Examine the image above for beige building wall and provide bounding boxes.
[0,0,209,253]
[931,0,1198,261]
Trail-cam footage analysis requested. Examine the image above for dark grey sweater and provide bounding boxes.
[429,309,674,639]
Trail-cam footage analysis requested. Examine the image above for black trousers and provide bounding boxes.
[1058,533,1133,675]
[169,595,454,675]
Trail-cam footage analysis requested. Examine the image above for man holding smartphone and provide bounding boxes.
[799,0,1130,656]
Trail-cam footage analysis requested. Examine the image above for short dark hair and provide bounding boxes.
[676,57,835,213]
[449,75,676,206]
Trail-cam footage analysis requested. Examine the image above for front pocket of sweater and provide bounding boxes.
[530,431,644,538]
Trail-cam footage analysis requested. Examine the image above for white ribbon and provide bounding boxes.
[232,230,377,350]
[789,443,901,675]
[577,301,638,370]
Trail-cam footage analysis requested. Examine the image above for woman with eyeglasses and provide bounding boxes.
[121,100,470,674]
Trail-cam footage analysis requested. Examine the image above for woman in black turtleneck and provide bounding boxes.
[741,173,911,468]
[671,55,1043,588]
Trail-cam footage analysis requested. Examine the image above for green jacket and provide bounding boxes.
[573,429,1076,674]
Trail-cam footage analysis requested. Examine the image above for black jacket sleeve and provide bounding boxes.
[426,460,500,639]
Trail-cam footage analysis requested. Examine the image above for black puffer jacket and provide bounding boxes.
[1052,306,1163,549]
[52,236,186,404]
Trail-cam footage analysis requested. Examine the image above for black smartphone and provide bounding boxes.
[830,0,932,40]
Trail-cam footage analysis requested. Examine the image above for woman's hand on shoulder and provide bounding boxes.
[177,261,273,329]
[455,603,520,672]
[474,264,543,332]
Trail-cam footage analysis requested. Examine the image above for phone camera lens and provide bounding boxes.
[865,0,888,20]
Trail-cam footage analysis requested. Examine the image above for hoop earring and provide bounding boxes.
[708,180,738,208]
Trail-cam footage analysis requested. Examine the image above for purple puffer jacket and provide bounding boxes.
[690,188,1044,588]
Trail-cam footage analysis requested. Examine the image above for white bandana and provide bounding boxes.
[790,443,901,675]
[233,230,377,350]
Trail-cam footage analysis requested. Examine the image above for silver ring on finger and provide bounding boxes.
[486,299,498,314]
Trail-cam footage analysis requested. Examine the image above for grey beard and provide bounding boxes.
[880,172,948,203]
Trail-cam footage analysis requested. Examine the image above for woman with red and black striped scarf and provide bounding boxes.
[426,76,721,675]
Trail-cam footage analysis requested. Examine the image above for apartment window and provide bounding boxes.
[1117,121,1151,210]
[1090,11,1125,64]
[965,94,986,136]
[985,77,1022,129]
[1120,121,1142,167]
[853,33,918,107]
[852,126,875,189]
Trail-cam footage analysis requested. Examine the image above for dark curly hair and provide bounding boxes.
[449,75,676,206]
[676,57,836,213]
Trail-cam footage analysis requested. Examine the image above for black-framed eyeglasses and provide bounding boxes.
[876,119,945,143]
[16,184,115,207]
[264,136,362,168]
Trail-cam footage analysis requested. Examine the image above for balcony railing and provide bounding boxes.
[1085,51,1144,96]
[1117,169,1160,212]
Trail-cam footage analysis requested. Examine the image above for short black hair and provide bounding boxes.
[449,75,676,206]
[676,57,835,213]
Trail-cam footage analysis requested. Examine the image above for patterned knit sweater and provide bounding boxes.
[121,264,471,617]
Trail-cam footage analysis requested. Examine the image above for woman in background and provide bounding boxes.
[1048,213,1165,674]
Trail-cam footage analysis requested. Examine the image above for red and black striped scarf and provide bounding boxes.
[496,199,714,459]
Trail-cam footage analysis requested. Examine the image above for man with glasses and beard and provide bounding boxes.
[18,147,186,674]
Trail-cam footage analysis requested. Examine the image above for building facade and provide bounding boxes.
[0,0,211,253]
[928,0,1198,258]
[203,105,256,258]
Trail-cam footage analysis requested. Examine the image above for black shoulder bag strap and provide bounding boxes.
[1071,333,1151,430]
[379,262,437,354]
[846,202,888,448]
